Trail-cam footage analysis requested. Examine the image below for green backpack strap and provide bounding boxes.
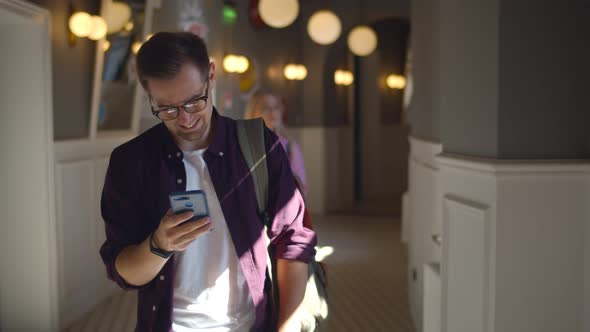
[236,118,270,226]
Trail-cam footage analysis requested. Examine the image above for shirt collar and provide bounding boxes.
[158,107,227,160]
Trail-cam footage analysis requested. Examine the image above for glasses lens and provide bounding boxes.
[158,108,178,120]
[184,99,207,113]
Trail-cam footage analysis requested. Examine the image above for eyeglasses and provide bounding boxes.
[150,79,209,121]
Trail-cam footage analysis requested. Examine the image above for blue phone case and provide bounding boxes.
[169,190,209,222]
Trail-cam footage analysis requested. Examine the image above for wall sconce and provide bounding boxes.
[283,64,307,80]
[258,0,299,28]
[223,54,249,73]
[88,16,107,40]
[347,25,378,56]
[69,11,93,38]
[386,74,406,89]
[307,10,341,45]
[68,10,107,44]
[334,70,354,86]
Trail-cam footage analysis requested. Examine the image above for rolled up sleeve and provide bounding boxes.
[99,147,147,291]
[264,128,317,263]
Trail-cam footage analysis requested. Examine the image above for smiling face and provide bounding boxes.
[147,62,216,151]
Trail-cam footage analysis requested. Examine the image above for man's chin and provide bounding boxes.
[177,126,208,143]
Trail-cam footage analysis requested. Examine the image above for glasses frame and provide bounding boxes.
[150,78,210,120]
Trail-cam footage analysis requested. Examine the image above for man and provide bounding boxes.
[100,32,316,332]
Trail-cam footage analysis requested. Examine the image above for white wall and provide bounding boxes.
[53,138,128,328]
[406,136,590,332]
[404,137,442,331]
[586,178,590,332]
[0,2,58,330]
[436,155,588,332]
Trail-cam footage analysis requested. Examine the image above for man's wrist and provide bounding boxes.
[149,232,174,259]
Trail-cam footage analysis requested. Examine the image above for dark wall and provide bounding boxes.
[29,0,100,140]
[498,0,586,158]
[438,0,500,157]
[410,0,590,159]
[302,0,410,126]
[585,3,590,157]
[372,18,410,124]
[407,0,441,141]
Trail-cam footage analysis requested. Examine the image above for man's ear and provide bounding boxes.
[209,61,216,90]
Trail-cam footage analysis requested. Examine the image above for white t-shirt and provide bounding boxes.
[172,149,256,332]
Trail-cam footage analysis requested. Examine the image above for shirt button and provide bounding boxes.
[177,178,183,184]
[160,275,165,281]
[152,305,157,311]
[167,154,172,159]
[176,152,181,158]
[219,151,224,157]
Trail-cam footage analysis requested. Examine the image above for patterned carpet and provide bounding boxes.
[67,215,415,332]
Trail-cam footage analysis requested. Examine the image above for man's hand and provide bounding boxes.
[152,209,213,252]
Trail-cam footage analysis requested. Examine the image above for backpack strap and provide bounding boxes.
[236,118,270,226]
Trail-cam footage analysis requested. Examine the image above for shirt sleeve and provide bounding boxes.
[264,127,317,263]
[99,146,149,290]
[288,141,308,196]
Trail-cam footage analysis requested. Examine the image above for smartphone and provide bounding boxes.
[169,190,209,223]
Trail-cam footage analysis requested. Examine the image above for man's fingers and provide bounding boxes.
[174,222,213,247]
[166,210,195,226]
[169,217,211,238]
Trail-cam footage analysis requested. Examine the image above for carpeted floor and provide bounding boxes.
[67,214,415,332]
[314,215,415,332]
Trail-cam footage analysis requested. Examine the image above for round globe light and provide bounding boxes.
[347,25,378,56]
[88,16,107,40]
[69,12,93,37]
[258,0,299,28]
[104,1,132,33]
[307,10,341,45]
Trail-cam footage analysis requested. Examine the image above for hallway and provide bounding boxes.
[67,214,415,331]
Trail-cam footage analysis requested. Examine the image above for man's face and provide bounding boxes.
[148,62,216,150]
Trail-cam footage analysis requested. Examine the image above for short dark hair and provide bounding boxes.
[136,32,210,91]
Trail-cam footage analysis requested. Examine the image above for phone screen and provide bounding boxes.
[169,190,209,222]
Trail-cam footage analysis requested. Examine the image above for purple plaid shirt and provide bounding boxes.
[99,110,316,331]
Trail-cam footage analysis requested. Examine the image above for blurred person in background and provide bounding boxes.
[244,91,308,196]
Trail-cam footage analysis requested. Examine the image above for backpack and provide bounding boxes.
[236,119,328,332]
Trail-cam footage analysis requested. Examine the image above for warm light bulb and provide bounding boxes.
[347,25,378,56]
[284,64,298,80]
[69,12,93,37]
[104,1,132,33]
[284,64,307,80]
[258,0,299,28]
[334,70,354,86]
[236,56,250,74]
[386,74,406,89]
[307,10,341,45]
[88,16,107,40]
[296,65,307,80]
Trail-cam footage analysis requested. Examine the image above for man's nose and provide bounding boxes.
[177,107,193,123]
